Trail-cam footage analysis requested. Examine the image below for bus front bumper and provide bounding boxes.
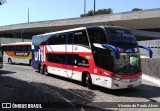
[111,77,142,89]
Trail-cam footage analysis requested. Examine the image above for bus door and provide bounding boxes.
[64,33,75,78]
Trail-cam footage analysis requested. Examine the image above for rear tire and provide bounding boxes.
[44,65,49,76]
[86,74,92,89]
[38,64,41,73]
[8,58,12,64]
[40,66,44,74]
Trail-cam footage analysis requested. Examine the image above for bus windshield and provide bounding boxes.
[105,28,138,47]
[113,52,141,74]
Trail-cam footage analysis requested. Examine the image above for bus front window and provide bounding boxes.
[105,28,137,47]
[113,53,141,74]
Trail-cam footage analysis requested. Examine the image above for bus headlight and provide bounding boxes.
[113,77,122,80]
[104,72,111,77]
[104,72,122,80]
[112,74,122,81]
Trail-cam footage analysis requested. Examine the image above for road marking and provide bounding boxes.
[142,74,160,87]
[61,96,75,108]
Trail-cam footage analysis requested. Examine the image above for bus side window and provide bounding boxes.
[94,55,113,71]
[47,34,66,45]
[27,46,31,51]
[58,34,66,44]
[67,33,74,44]
[73,55,89,67]
[87,28,107,44]
[47,54,65,64]
[47,54,59,63]
[11,46,15,51]
[73,30,89,46]
[22,46,26,51]
[47,35,57,45]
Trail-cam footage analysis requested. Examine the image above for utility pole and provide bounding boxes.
[84,0,86,15]
[93,0,96,15]
[26,7,29,23]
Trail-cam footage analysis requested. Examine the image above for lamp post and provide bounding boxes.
[21,29,25,42]
[93,0,96,15]
[26,7,29,23]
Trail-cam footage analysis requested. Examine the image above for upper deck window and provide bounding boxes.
[72,30,89,46]
[105,28,137,47]
[47,34,66,45]
[87,28,107,44]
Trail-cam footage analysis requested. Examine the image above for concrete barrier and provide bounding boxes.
[141,58,160,79]
[0,37,31,44]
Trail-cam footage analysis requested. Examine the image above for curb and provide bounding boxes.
[142,74,160,87]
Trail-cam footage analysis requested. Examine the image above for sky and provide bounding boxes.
[0,0,160,26]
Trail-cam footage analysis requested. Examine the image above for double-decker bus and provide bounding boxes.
[32,26,152,89]
[2,42,32,65]
[0,45,3,69]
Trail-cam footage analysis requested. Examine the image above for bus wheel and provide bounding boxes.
[38,64,41,73]
[86,74,92,89]
[40,66,44,74]
[8,58,12,64]
[44,65,49,76]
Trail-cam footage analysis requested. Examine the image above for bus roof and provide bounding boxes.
[1,42,32,46]
[36,25,130,37]
[37,27,86,37]
[87,25,130,30]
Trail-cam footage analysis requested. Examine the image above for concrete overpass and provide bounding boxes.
[0,8,160,43]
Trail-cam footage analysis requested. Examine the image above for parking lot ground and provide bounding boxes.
[0,63,160,111]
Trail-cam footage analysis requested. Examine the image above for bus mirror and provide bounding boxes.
[138,45,153,58]
[101,44,120,59]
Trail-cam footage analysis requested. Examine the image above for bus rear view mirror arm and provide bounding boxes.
[138,45,153,58]
[101,44,120,59]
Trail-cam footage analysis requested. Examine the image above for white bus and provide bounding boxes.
[32,26,152,89]
[2,42,32,65]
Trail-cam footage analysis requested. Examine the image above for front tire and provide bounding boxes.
[86,74,92,89]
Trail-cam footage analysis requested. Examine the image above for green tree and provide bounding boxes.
[132,8,142,11]
[81,10,94,17]
[80,8,113,17]
[96,8,113,15]
[0,0,6,5]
